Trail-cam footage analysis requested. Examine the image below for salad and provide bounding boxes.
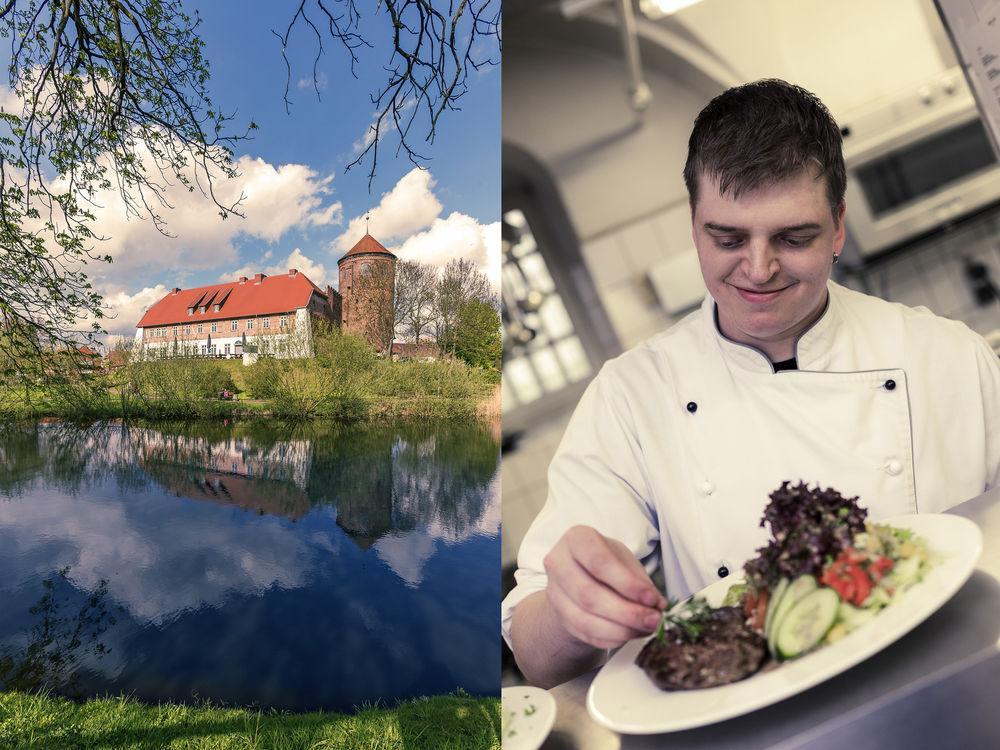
[636,482,935,689]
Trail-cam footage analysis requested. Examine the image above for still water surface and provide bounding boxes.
[0,420,499,711]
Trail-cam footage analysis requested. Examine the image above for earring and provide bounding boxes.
[832,253,840,265]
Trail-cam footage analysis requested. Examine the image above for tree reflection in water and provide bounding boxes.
[0,567,119,695]
[0,418,499,571]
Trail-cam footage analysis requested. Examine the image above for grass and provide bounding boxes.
[0,691,501,750]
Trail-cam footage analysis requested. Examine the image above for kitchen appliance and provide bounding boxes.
[841,67,1000,257]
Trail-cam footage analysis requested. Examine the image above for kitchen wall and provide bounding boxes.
[673,0,955,118]
[501,0,1000,568]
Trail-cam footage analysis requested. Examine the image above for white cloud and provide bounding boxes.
[297,72,328,91]
[47,149,341,286]
[223,248,331,289]
[393,213,500,289]
[99,284,171,337]
[334,168,441,252]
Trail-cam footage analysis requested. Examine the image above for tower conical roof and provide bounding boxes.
[338,233,397,263]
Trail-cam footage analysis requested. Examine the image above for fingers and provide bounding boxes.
[542,526,666,649]
[583,537,667,610]
[546,580,651,650]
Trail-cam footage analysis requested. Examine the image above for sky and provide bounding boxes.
[46,1,501,340]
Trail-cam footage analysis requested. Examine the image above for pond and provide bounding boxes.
[0,419,500,712]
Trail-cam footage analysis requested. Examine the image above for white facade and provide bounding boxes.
[136,309,315,362]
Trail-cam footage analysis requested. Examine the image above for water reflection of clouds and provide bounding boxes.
[3,421,502,595]
[0,421,501,708]
[0,487,310,624]
[373,475,500,587]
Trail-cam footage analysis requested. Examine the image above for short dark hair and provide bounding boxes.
[683,79,846,216]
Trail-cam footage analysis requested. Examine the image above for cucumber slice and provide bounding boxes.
[837,601,877,631]
[763,578,789,636]
[775,588,840,660]
[766,575,817,655]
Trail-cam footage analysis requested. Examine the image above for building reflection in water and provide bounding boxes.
[0,419,499,587]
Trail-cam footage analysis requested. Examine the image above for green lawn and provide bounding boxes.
[0,691,501,750]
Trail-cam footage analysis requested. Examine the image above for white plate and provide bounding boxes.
[587,513,982,734]
[502,685,556,750]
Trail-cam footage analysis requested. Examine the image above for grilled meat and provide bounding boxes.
[635,606,767,690]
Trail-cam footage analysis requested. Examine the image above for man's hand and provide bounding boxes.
[510,526,666,687]
[543,525,667,649]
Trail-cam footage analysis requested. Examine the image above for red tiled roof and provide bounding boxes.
[338,233,397,263]
[136,270,327,328]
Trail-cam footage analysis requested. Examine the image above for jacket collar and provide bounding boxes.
[702,280,845,374]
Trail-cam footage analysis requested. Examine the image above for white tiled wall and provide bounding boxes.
[502,206,1000,570]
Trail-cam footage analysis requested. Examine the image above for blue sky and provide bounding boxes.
[71,1,500,337]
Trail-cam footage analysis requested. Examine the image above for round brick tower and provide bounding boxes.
[337,233,397,351]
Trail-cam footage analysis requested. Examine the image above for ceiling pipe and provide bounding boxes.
[617,0,653,114]
[561,0,652,116]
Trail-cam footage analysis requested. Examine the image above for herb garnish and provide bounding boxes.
[654,595,713,642]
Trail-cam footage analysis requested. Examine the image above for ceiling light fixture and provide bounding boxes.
[639,0,703,19]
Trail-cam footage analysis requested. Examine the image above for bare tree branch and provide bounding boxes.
[278,0,500,190]
[0,0,253,389]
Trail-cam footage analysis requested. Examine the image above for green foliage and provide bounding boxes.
[0,0,248,390]
[313,328,378,380]
[0,325,498,422]
[242,357,287,400]
[442,300,502,372]
[133,360,235,402]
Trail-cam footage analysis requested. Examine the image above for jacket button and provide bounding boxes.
[686,401,698,413]
[884,379,896,390]
[885,459,903,476]
[699,480,715,495]
[717,565,730,578]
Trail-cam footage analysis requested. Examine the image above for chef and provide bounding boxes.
[502,79,1000,688]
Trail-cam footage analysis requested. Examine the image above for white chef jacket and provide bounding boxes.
[501,281,1000,646]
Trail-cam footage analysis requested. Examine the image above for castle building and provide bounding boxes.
[135,234,397,358]
[135,269,340,359]
[338,233,398,351]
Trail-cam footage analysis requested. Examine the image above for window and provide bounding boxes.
[224,343,230,355]
[231,320,238,331]
[188,307,194,315]
[263,318,270,329]
[502,144,620,434]
[173,327,178,337]
[197,324,203,334]
[200,306,207,313]
[211,323,217,333]
[185,326,190,335]
[214,304,221,312]
[280,315,288,328]
[247,319,254,329]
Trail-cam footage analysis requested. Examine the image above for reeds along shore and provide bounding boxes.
[0,333,500,423]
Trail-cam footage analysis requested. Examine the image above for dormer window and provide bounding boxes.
[214,304,221,312]
[200,306,207,314]
[188,307,194,315]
